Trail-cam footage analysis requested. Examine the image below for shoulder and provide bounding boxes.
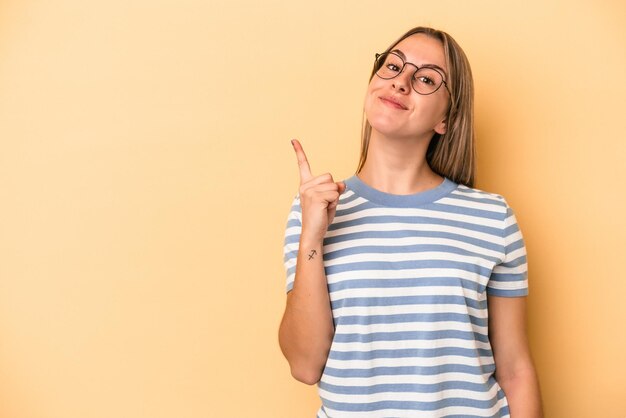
[445,182,511,215]
[453,183,506,203]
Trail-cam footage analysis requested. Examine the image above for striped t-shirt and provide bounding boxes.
[283,175,528,418]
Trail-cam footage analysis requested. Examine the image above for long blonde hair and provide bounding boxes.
[356,27,476,187]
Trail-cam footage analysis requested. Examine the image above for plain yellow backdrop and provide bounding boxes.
[1,0,625,417]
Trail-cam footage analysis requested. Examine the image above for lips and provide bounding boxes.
[379,96,408,110]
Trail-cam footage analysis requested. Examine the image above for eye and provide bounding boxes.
[414,67,443,88]
[415,75,435,85]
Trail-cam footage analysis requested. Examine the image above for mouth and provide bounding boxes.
[379,96,408,110]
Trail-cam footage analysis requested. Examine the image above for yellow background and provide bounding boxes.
[1,0,625,417]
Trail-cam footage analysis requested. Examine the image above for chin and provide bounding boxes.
[366,111,397,133]
[367,117,407,138]
[365,103,410,138]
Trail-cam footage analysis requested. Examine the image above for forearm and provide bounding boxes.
[278,238,334,384]
[488,296,543,417]
[497,366,543,418]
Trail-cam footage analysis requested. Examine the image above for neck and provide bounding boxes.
[358,131,443,195]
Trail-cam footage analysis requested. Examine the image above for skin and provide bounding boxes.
[489,296,543,417]
[360,34,449,194]
[278,33,542,416]
[278,138,342,384]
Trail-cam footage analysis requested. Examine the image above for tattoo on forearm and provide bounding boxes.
[308,249,317,260]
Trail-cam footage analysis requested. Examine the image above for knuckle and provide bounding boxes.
[319,173,333,182]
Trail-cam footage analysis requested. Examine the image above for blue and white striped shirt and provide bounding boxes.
[284,175,528,418]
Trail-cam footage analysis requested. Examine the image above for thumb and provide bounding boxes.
[328,181,346,211]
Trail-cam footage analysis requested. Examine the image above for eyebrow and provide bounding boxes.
[390,49,448,78]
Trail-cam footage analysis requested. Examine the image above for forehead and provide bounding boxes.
[392,34,447,71]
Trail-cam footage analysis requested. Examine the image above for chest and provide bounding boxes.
[321,214,503,316]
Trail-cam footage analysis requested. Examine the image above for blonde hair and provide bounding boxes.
[356,27,476,187]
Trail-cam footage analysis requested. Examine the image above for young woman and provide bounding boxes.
[279,26,542,418]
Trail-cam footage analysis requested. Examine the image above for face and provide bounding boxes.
[364,34,450,142]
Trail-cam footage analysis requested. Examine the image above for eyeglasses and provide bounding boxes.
[374,52,450,96]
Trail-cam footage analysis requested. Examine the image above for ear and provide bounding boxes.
[434,119,447,135]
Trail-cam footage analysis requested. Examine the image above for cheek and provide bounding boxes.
[363,80,382,117]
[433,93,451,118]
[363,90,374,114]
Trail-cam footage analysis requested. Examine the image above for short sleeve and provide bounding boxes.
[487,202,529,297]
[283,195,302,293]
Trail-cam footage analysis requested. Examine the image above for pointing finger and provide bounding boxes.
[291,139,313,183]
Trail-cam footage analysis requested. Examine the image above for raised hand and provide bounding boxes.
[291,139,345,245]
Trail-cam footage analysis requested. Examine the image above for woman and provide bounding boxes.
[279,26,542,417]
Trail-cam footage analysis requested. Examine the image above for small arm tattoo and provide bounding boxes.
[307,249,317,260]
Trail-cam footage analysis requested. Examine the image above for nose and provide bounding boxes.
[391,65,415,94]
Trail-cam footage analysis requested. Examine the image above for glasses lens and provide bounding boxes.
[375,53,404,79]
[375,53,446,95]
[412,68,444,95]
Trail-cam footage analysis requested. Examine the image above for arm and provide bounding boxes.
[278,236,334,384]
[488,295,543,417]
[278,139,344,385]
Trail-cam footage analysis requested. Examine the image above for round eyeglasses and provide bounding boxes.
[374,52,450,96]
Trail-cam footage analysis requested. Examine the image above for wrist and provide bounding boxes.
[299,230,325,249]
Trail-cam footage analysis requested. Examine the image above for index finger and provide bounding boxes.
[291,139,313,183]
